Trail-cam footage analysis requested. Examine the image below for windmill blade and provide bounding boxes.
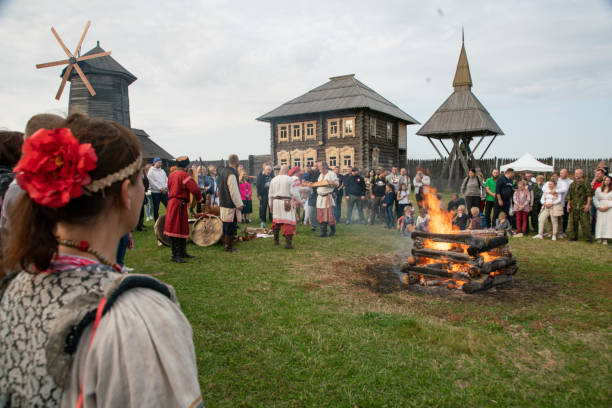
[74,20,91,56]
[36,58,71,69]
[77,51,111,62]
[73,63,96,96]
[55,65,73,100]
[50,27,74,58]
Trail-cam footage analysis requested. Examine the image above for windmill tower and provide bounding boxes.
[417,31,503,186]
[62,41,136,128]
[61,42,173,162]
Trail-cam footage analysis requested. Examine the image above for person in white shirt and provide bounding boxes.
[147,157,168,221]
[315,161,339,237]
[269,165,298,248]
[556,169,573,234]
[413,169,431,206]
[534,181,563,240]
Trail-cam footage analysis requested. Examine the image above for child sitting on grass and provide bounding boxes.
[468,206,483,230]
[495,211,513,235]
[382,184,395,229]
[397,205,415,237]
[415,207,430,232]
[452,204,469,230]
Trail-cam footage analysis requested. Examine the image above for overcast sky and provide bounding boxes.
[1,0,611,160]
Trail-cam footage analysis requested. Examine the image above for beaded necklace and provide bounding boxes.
[57,239,122,273]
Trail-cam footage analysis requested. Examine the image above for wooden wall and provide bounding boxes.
[68,74,131,128]
[268,109,411,171]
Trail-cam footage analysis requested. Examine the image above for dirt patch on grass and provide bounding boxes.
[324,254,562,306]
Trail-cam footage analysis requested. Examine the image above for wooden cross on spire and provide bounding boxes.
[36,21,111,100]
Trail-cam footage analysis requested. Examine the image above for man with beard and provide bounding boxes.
[494,168,515,223]
[218,154,244,252]
[316,161,339,237]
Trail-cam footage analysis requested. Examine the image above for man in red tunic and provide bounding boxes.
[164,156,202,263]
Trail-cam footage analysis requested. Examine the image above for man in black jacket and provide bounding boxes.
[256,165,273,228]
[370,170,387,224]
[219,154,244,252]
[494,168,515,224]
[136,167,150,231]
[344,167,366,224]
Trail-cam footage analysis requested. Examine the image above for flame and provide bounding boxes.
[422,187,458,234]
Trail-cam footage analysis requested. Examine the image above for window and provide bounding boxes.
[371,147,380,168]
[340,146,355,172]
[329,156,337,167]
[343,117,354,137]
[304,121,316,140]
[292,123,302,141]
[328,119,339,138]
[278,124,288,142]
[370,117,376,137]
[293,157,301,167]
[304,148,317,167]
[386,122,392,141]
[277,150,290,167]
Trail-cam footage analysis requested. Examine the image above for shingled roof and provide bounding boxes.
[417,41,503,139]
[131,128,174,161]
[62,42,137,84]
[257,74,419,124]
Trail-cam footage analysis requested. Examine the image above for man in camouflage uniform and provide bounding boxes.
[566,169,593,242]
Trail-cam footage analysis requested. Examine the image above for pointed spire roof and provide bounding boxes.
[452,37,472,88]
[417,35,503,138]
[257,74,419,124]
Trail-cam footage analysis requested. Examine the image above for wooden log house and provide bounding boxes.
[257,74,419,172]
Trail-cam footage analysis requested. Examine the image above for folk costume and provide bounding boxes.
[316,170,339,237]
[0,128,203,407]
[164,157,202,263]
[269,174,297,248]
[218,165,243,252]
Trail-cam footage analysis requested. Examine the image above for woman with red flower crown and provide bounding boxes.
[0,113,203,408]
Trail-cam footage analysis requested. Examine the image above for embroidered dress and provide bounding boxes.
[0,262,203,407]
[316,171,338,225]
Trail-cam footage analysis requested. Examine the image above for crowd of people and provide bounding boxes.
[0,112,610,406]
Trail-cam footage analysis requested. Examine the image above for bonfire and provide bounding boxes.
[400,188,517,293]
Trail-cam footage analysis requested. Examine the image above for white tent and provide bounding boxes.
[500,153,554,172]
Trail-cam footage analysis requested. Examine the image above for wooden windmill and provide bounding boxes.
[36,21,111,100]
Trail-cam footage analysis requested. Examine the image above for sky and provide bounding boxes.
[0,0,611,160]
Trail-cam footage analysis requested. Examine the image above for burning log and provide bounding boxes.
[412,231,506,246]
[411,248,482,266]
[470,256,516,275]
[401,265,454,279]
[466,236,509,256]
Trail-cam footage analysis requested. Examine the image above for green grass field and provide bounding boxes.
[127,193,612,407]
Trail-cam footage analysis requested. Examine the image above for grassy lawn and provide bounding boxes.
[127,191,612,407]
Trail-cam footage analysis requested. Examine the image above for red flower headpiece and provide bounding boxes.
[15,128,98,208]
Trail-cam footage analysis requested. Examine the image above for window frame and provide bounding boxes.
[328,118,340,139]
[278,124,289,143]
[386,122,392,141]
[304,121,317,140]
[370,117,377,138]
[291,123,303,141]
[343,116,355,138]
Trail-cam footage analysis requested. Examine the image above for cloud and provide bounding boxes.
[1,0,611,160]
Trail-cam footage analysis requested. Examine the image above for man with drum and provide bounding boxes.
[164,156,203,263]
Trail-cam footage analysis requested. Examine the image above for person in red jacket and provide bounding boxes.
[164,156,202,263]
